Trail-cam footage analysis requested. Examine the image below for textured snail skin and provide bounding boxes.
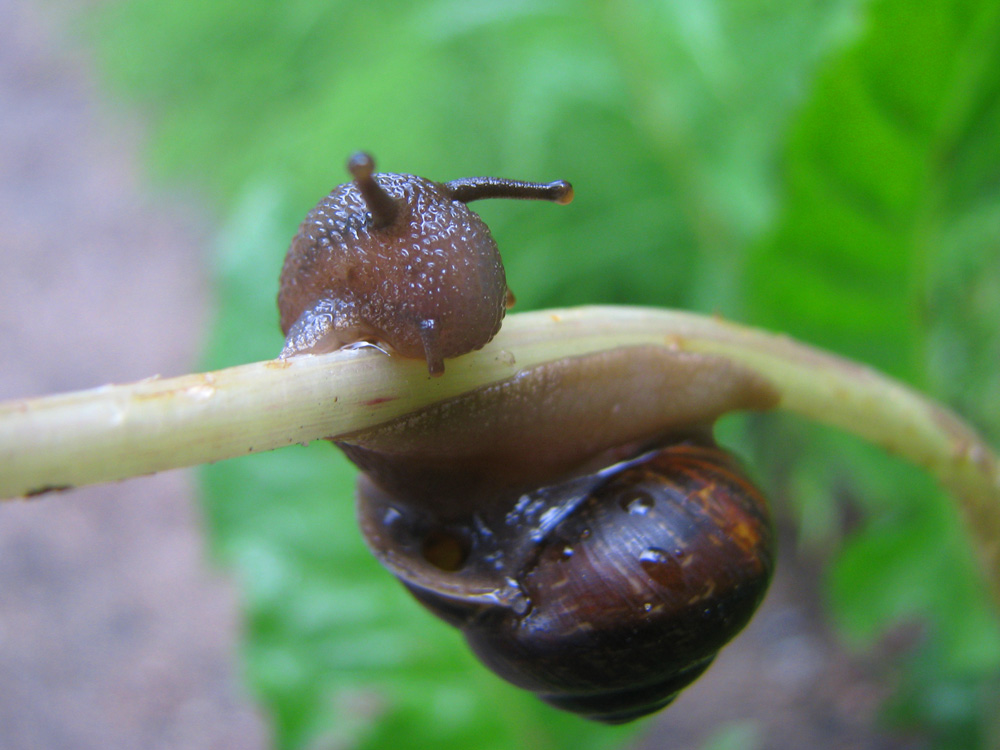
[337,346,779,722]
[278,172,505,375]
[277,153,572,375]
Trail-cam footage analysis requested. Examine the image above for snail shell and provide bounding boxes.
[355,439,774,723]
[277,153,572,375]
[338,346,779,722]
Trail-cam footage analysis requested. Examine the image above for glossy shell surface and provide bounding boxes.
[356,441,775,723]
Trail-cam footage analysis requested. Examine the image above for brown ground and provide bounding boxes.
[0,2,923,748]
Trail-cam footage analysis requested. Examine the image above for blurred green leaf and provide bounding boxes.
[746,0,1000,743]
[885,648,1000,750]
[747,0,1000,383]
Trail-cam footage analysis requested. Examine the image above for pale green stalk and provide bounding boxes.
[1,306,997,604]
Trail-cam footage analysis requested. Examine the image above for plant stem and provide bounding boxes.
[1,305,997,605]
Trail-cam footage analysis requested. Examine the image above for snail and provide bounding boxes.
[279,156,777,721]
[333,345,779,723]
[277,152,573,376]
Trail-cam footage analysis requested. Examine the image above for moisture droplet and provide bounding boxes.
[560,546,574,559]
[619,490,655,516]
[639,547,681,587]
[640,548,669,565]
[499,578,531,616]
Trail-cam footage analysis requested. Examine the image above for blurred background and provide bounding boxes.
[1,0,999,748]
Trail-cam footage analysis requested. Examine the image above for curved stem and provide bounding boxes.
[0,306,997,605]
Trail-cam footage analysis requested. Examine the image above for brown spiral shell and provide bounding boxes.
[352,438,775,723]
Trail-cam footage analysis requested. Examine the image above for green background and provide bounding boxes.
[89,1,1000,748]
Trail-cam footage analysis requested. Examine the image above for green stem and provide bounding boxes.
[1,306,997,605]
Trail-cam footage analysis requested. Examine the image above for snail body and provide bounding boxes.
[336,346,779,723]
[278,153,572,375]
[282,154,779,722]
